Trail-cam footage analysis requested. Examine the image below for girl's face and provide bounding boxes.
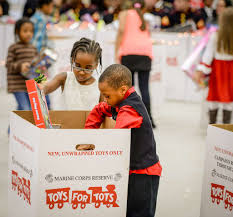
[18,23,34,43]
[42,2,54,15]
[216,0,226,15]
[72,52,98,83]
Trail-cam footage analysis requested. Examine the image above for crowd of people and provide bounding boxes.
[0,0,232,30]
[3,0,233,127]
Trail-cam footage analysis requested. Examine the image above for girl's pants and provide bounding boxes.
[131,70,151,108]
[127,174,160,217]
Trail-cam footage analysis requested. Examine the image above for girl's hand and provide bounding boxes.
[194,70,204,84]
[21,62,30,74]
[37,81,46,90]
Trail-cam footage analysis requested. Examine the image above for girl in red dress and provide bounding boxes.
[195,7,233,124]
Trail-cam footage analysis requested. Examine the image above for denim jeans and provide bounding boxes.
[8,92,50,134]
[8,92,31,134]
[13,92,51,110]
[13,92,31,110]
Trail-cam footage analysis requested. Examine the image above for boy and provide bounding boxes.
[31,0,53,52]
[85,64,162,217]
[31,0,54,109]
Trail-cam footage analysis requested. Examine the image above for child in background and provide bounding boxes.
[6,18,37,111]
[0,0,9,17]
[31,0,54,109]
[195,7,233,124]
[41,38,102,110]
[85,64,162,217]
[31,0,53,52]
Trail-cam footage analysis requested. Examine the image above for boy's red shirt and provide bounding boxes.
[85,87,162,176]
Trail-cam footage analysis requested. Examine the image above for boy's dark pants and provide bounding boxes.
[127,174,160,217]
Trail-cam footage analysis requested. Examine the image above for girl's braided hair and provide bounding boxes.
[70,38,102,69]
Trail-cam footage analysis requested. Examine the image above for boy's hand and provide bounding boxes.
[21,62,30,74]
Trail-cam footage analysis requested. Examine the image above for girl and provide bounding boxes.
[6,18,37,111]
[115,0,156,128]
[212,0,232,25]
[42,37,102,110]
[195,7,233,124]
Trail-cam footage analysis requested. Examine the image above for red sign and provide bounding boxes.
[224,190,233,211]
[166,57,178,66]
[211,183,233,211]
[45,188,70,209]
[45,185,119,210]
[11,170,31,205]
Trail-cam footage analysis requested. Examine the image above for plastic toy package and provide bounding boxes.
[22,48,58,80]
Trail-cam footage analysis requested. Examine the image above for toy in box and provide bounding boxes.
[22,48,58,79]
[26,79,53,129]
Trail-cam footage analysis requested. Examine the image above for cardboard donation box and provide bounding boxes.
[200,125,233,217]
[9,111,131,217]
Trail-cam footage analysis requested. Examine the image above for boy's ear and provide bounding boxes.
[120,85,128,96]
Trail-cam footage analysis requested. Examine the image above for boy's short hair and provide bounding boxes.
[99,64,132,89]
[38,0,53,8]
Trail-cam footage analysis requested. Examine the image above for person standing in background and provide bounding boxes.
[31,0,54,109]
[6,18,37,112]
[23,0,38,18]
[115,0,156,128]
[195,7,233,124]
[212,0,232,24]
[167,0,206,29]
[149,0,173,29]
[0,0,9,17]
[200,0,215,25]
[31,0,53,52]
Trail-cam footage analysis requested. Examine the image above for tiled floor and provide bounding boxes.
[0,89,206,217]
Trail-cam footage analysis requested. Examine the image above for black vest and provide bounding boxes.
[111,92,159,170]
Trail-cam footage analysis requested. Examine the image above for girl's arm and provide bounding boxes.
[42,72,67,95]
[197,32,217,75]
[115,10,127,62]
[6,45,23,74]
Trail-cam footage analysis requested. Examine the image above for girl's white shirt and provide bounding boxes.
[62,71,100,110]
[197,32,233,74]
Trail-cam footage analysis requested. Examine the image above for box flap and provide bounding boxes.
[13,111,116,129]
[13,111,35,125]
[212,124,233,132]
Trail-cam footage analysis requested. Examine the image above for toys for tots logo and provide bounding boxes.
[45,185,119,210]
[211,183,233,211]
[11,170,31,205]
